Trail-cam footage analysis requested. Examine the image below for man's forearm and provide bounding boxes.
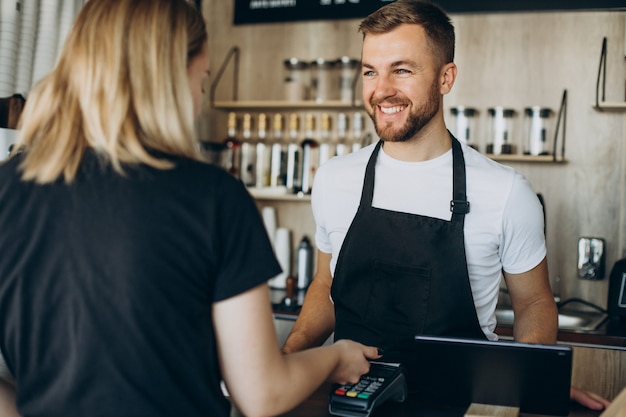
[512,298,558,344]
[282,277,336,353]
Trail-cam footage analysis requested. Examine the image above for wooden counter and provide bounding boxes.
[229,383,602,417]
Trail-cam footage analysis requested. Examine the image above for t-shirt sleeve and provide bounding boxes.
[500,173,547,274]
[212,175,282,301]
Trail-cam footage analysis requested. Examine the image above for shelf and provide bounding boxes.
[248,187,311,201]
[592,101,626,112]
[213,100,363,111]
[487,154,567,163]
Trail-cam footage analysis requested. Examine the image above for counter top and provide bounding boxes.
[495,317,626,349]
[273,304,626,350]
[230,383,602,417]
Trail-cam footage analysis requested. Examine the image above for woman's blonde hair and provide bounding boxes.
[14,0,208,183]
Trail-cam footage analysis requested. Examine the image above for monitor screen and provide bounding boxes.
[394,335,572,416]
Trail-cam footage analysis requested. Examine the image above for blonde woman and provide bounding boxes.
[0,1,379,416]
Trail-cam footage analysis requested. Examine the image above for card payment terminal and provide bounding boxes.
[329,362,407,417]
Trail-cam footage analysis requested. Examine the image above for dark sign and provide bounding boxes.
[233,0,626,25]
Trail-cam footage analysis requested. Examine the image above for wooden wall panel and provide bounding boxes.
[571,346,626,400]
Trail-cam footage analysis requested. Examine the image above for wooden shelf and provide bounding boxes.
[248,187,311,201]
[592,101,626,112]
[487,154,567,163]
[213,100,363,111]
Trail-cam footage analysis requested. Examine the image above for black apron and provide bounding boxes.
[331,135,485,357]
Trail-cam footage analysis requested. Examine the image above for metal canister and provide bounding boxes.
[296,236,313,289]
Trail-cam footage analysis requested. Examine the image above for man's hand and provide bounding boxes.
[570,387,611,410]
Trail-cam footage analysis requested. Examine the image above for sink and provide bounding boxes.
[495,308,608,332]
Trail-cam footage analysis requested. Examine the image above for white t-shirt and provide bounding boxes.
[312,141,546,341]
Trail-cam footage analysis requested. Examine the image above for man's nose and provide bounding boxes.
[371,75,398,101]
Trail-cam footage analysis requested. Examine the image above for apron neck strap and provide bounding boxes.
[360,135,469,224]
[450,133,470,223]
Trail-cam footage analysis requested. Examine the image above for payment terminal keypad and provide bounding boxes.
[329,362,407,417]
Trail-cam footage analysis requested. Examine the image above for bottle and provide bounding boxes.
[351,112,365,153]
[296,235,313,289]
[300,113,319,195]
[269,113,286,188]
[239,113,256,186]
[318,113,333,167]
[285,113,302,194]
[335,112,350,157]
[222,112,241,179]
[255,113,271,188]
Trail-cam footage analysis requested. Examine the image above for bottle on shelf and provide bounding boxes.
[239,113,256,186]
[351,111,365,153]
[318,113,333,167]
[223,112,241,179]
[300,113,319,195]
[335,112,350,157]
[285,113,302,194]
[269,113,287,189]
[254,113,271,188]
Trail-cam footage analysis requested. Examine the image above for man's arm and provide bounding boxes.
[282,250,336,353]
[503,256,558,344]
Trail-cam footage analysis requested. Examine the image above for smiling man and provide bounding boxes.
[281,0,610,410]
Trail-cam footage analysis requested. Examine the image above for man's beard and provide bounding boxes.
[368,81,441,143]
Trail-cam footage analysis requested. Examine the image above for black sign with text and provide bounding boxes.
[233,0,625,25]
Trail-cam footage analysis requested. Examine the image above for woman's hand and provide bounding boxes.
[326,340,381,385]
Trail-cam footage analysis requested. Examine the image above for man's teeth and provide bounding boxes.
[380,106,404,114]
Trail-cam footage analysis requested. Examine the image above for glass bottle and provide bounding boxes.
[300,113,319,195]
[222,112,241,179]
[269,113,286,189]
[335,112,350,157]
[239,113,256,186]
[351,112,365,153]
[318,113,333,167]
[285,113,301,193]
[255,113,271,188]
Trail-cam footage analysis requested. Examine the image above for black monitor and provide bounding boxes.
[397,335,572,416]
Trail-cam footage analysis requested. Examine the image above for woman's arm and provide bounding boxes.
[0,379,19,417]
[213,283,379,417]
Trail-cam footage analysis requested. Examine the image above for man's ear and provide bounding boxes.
[440,62,457,95]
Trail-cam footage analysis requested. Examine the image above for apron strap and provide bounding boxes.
[450,133,469,224]
[360,136,469,224]
[359,140,383,209]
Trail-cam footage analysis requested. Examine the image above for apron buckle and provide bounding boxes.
[450,200,470,214]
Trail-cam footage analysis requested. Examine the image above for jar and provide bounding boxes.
[487,107,516,155]
[336,56,359,103]
[524,106,554,156]
[450,106,478,150]
[310,58,336,102]
[283,58,309,102]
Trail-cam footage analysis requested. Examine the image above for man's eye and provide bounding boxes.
[396,68,411,74]
[363,70,375,77]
